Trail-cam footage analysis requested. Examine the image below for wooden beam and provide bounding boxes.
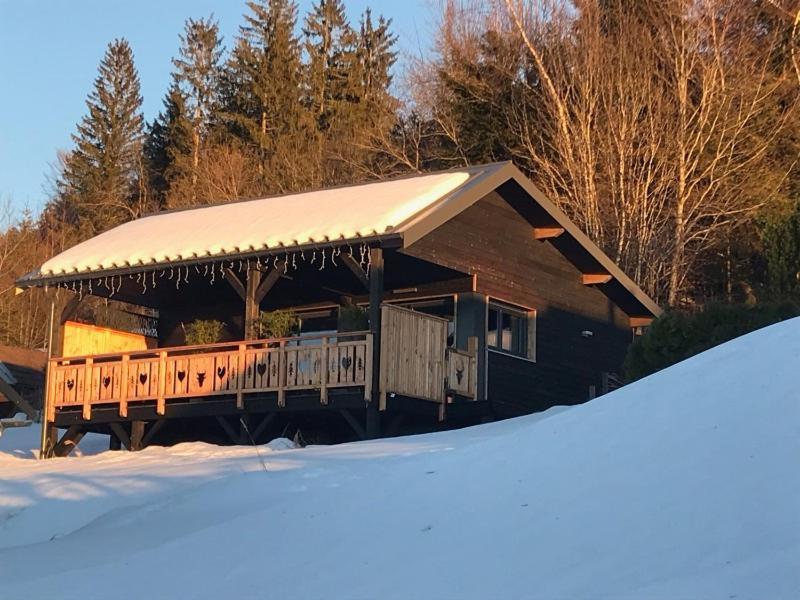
[254,268,282,304]
[53,425,85,457]
[582,273,612,285]
[0,376,37,420]
[109,422,132,451]
[130,421,145,451]
[141,419,167,447]
[224,268,247,301]
[339,409,367,440]
[533,227,565,240]
[215,415,240,444]
[367,246,384,439]
[250,412,276,442]
[340,254,369,289]
[630,316,654,328]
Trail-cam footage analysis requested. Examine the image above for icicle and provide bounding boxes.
[319,248,326,271]
[366,245,372,275]
[184,266,189,284]
[311,249,316,265]
[331,247,339,266]
[221,264,226,278]
[152,271,156,288]
[168,267,174,280]
[256,256,261,269]
[301,249,306,261]
[274,255,279,269]
[348,244,354,258]
[292,252,297,270]
[109,276,116,298]
[142,275,147,294]
[210,265,216,285]
[78,280,83,300]
[88,279,93,295]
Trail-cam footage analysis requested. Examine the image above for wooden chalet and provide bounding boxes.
[18,162,661,457]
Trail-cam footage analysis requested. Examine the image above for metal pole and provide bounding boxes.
[39,299,55,459]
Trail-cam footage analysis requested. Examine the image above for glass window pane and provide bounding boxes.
[501,311,512,351]
[508,314,523,354]
[487,308,499,348]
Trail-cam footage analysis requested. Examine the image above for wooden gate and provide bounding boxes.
[379,304,448,405]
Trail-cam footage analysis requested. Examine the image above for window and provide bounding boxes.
[487,301,535,360]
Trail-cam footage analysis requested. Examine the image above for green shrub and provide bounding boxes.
[251,309,299,339]
[337,304,369,332]
[624,301,800,381]
[183,319,225,345]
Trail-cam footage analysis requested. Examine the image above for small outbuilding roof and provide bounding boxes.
[18,162,661,317]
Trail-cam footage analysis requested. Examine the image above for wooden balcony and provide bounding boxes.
[47,332,372,422]
[44,305,479,436]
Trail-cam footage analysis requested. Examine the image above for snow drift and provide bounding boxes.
[1,318,799,599]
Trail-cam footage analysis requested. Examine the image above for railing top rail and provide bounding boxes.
[51,330,371,365]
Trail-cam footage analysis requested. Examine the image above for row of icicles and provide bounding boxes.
[48,242,373,300]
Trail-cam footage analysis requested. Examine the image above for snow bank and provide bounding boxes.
[1,319,798,599]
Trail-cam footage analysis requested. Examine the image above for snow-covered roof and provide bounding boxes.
[31,168,487,280]
[19,162,661,317]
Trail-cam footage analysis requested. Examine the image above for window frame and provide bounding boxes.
[486,299,536,362]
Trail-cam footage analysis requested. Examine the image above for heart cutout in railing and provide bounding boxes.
[217,366,226,379]
[102,376,111,388]
[66,379,74,391]
[256,363,267,377]
[197,372,206,386]
[342,356,353,371]
[139,372,148,386]
[456,367,464,384]
[177,370,186,382]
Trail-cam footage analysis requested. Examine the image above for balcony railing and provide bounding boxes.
[46,331,372,421]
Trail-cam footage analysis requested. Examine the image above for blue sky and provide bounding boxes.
[0,0,430,215]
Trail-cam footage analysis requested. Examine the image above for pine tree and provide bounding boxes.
[172,16,224,196]
[356,9,396,109]
[223,0,309,190]
[303,0,358,131]
[144,82,193,203]
[58,39,145,234]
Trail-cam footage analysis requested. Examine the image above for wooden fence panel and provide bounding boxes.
[380,305,448,403]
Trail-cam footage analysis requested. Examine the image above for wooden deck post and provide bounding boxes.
[156,351,167,416]
[244,268,261,339]
[119,354,129,418]
[236,343,246,409]
[366,246,384,439]
[130,421,145,451]
[320,336,329,405]
[82,357,93,421]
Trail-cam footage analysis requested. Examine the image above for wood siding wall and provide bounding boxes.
[62,321,156,358]
[403,191,632,414]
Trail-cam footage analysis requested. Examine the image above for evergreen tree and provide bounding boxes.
[57,39,145,234]
[172,16,224,195]
[303,0,358,131]
[356,8,396,109]
[144,82,193,203]
[225,0,307,190]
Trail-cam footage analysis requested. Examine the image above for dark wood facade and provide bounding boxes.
[404,188,633,416]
